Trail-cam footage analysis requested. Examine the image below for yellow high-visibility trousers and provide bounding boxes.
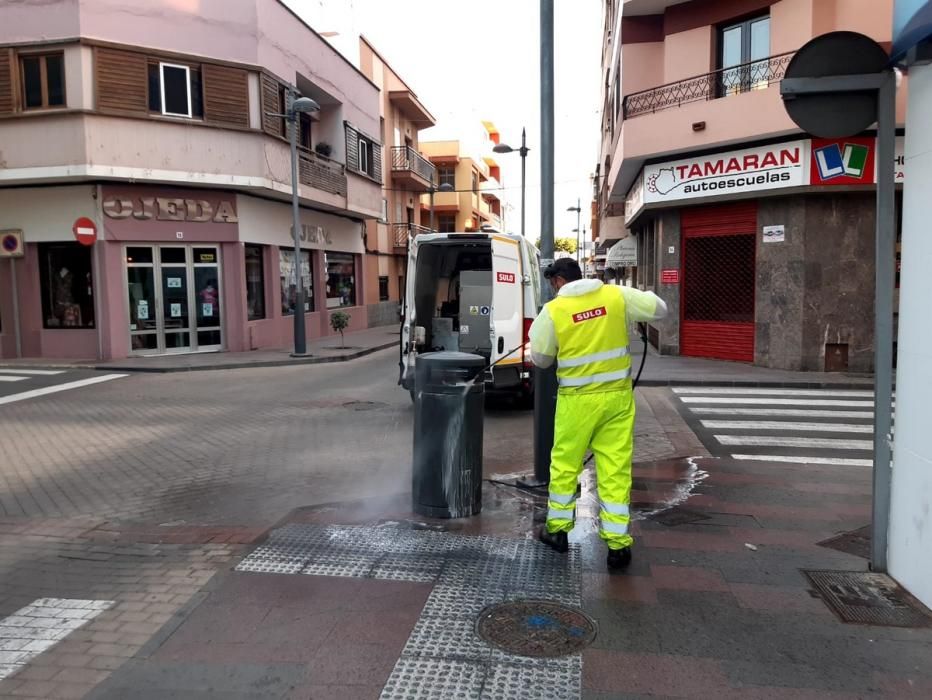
[545,388,635,550]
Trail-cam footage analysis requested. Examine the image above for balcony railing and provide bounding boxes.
[392,222,434,248]
[622,52,794,119]
[299,150,347,197]
[391,146,436,184]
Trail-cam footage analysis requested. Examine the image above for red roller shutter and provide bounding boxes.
[680,202,757,363]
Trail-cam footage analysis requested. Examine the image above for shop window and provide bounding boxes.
[148,62,203,118]
[379,276,389,302]
[279,249,313,315]
[438,215,456,233]
[245,244,266,321]
[39,243,95,329]
[21,53,65,109]
[325,252,357,308]
[437,166,455,188]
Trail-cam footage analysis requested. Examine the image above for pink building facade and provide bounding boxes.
[0,0,382,360]
[597,0,905,372]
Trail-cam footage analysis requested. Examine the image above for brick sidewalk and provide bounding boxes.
[7,452,924,699]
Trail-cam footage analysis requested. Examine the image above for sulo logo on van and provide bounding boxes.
[572,307,607,323]
[496,271,516,284]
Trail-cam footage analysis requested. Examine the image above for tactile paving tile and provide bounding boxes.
[421,584,507,617]
[234,522,588,698]
[402,615,492,662]
[380,658,484,700]
[480,660,582,700]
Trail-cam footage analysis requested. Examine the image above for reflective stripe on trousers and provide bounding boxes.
[547,491,576,527]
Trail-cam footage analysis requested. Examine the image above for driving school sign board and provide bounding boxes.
[643,140,808,206]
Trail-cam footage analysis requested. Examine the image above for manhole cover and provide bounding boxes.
[804,570,932,628]
[342,400,386,411]
[817,525,871,559]
[476,600,597,657]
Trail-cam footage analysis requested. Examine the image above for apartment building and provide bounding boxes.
[0,0,384,361]
[597,0,905,371]
[419,123,505,234]
[357,37,436,327]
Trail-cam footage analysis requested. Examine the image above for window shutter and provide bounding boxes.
[345,123,359,171]
[96,47,148,113]
[371,139,382,183]
[261,74,284,137]
[202,64,248,127]
[0,49,13,115]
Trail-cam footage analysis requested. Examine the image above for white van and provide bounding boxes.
[399,231,542,402]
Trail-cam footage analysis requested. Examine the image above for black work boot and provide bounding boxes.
[538,526,569,553]
[606,546,632,571]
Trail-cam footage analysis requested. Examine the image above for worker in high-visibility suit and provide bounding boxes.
[529,258,668,570]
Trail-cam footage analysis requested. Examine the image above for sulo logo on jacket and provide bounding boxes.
[496,271,516,284]
[572,306,607,323]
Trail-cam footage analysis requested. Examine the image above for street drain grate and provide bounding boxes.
[342,400,386,411]
[803,570,932,628]
[650,507,711,527]
[817,525,871,559]
[476,600,597,658]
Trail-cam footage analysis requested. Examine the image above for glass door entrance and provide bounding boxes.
[126,245,224,355]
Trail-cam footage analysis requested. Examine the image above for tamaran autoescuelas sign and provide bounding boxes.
[643,141,808,205]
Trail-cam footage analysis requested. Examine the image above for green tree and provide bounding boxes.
[534,237,577,254]
[330,311,351,348]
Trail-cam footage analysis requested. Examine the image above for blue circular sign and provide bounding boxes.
[2,234,20,253]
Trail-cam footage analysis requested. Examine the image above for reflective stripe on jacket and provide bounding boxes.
[548,284,632,394]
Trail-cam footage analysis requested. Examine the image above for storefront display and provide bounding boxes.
[279,249,313,314]
[325,252,356,308]
[39,243,95,329]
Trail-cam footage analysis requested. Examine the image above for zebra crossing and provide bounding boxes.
[671,386,884,467]
[0,368,127,406]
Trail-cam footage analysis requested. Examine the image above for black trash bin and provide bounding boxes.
[412,351,486,518]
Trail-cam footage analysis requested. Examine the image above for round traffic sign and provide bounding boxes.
[72,217,97,246]
[783,32,890,139]
[1,234,19,253]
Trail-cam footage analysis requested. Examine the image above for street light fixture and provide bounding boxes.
[272,89,321,356]
[493,128,530,239]
[567,199,582,264]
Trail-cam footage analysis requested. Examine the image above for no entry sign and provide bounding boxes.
[72,217,97,246]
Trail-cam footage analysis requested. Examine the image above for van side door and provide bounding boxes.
[491,236,523,365]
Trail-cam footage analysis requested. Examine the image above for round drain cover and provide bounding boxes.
[342,401,385,411]
[476,600,597,658]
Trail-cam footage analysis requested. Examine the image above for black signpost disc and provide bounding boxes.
[783,31,890,138]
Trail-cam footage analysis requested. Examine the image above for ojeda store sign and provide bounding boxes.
[643,141,808,206]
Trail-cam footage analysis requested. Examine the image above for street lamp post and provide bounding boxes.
[493,128,531,238]
[283,89,320,356]
[567,199,582,263]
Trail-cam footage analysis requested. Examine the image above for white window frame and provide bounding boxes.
[159,62,193,118]
[358,138,370,175]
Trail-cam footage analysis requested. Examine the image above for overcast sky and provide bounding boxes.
[285,0,603,244]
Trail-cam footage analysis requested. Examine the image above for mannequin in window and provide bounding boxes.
[53,266,82,327]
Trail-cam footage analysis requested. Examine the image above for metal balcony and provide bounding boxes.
[390,146,436,191]
[392,222,434,248]
[622,52,794,119]
[298,150,347,197]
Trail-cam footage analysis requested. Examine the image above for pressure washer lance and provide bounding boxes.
[461,343,527,388]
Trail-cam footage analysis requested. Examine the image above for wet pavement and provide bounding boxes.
[73,455,932,698]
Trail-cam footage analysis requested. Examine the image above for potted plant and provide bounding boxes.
[330,310,350,348]
[315,142,333,158]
